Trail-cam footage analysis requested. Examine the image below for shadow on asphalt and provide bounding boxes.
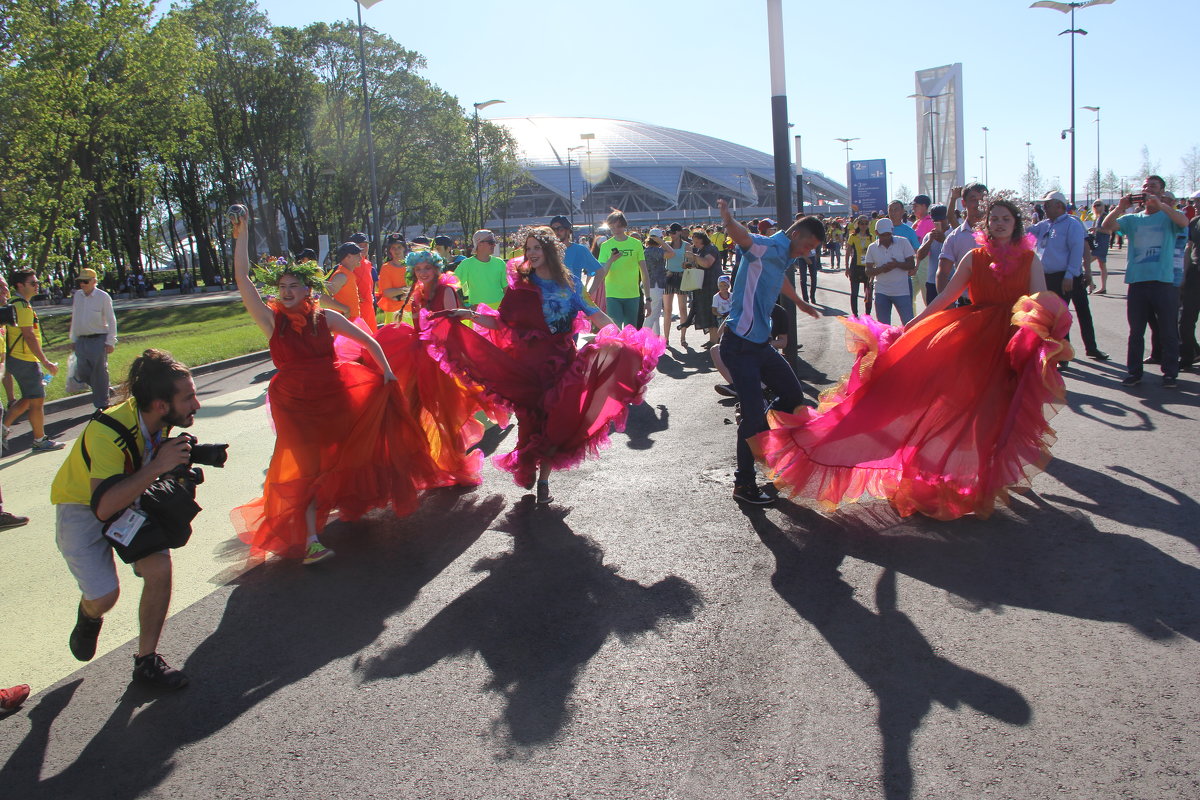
[621,402,669,450]
[655,346,714,380]
[357,499,702,751]
[0,490,506,800]
[743,484,1200,800]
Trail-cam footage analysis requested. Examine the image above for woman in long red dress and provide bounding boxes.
[371,248,506,487]
[426,226,664,504]
[754,199,1074,520]
[227,209,434,564]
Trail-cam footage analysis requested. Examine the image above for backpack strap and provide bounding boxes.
[81,409,143,473]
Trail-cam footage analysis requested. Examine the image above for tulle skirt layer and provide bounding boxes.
[753,292,1074,520]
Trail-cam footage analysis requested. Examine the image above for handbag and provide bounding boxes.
[680,266,704,292]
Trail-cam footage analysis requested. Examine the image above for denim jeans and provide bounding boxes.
[873,291,913,326]
[607,296,640,328]
[718,329,807,488]
[1127,281,1179,378]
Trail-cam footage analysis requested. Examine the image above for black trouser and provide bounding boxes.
[1179,264,1200,368]
[796,257,819,304]
[1128,281,1180,378]
[848,259,872,317]
[1045,271,1099,356]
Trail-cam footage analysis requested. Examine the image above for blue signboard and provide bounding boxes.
[849,159,888,214]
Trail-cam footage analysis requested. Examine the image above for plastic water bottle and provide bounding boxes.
[42,372,53,386]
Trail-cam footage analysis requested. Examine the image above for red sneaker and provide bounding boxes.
[0,684,30,711]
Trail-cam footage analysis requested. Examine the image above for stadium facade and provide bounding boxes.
[486,116,849,229]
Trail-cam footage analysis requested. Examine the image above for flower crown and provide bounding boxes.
[404,248,446,277]
[252,259,326,292]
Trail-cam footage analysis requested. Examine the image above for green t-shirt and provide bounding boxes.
[455,256,508,308]
[597,236,646,299]
[5,298,40,362]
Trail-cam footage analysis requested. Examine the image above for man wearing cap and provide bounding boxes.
[863,219,916,325]
[456,230,508,310]
[643,228,674,336]
[347,233,377,331]
[1028,191,1107,366]
[1101,175,1188,387]
[322,242,362,319]
[69,268,118,410]
[295,248,318,264]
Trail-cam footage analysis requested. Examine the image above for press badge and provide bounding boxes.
[106,508,148,546]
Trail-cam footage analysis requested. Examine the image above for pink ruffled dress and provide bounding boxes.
[753,235,1074,520]
[425,261,664,489]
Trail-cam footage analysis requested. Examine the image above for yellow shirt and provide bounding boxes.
[710,231,727,251]
[51,398,161,506]
[5,298,40,362]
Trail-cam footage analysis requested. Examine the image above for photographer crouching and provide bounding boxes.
[50,349,225,689]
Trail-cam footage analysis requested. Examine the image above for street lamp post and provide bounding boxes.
[794,134,804,215]
[354,0,383,266]
[566,145,584,217]
[835,137,859,212]
[1082,105,1100,201]
[908,92,947,204]
[766,0,798,366]
[580,133,595,233]
[473,99,504,232]
[982,126,990,186]
[1031,0,1117,208]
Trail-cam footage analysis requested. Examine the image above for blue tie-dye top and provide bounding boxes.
[529,272,598,334]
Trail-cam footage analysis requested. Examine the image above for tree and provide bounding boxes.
[1139,145,1160,180]
[1020,153,1044,201]
[894,184,913,205]
[1181,145,1200,195]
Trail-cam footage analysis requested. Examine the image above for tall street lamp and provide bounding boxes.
[1082,105,1100,201]
[908,92,947,204]
[1030,0,1116,209]
[835,137,859,212]
[981,126,990,186]
[580,133,595,232]
[354,0,384,266]
[473,99,505,231]
[566,145,584,216]
[766,0,798,365]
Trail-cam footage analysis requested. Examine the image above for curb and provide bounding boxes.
[42,350,272,415]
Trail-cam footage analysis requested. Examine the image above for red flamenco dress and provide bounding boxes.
[231,300,436,559]
[424,264,664,489]
[753,234,1074,520]
[372,273,508,487]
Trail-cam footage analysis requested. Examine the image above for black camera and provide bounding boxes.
[0,305,15,326]
[166,432,229,483]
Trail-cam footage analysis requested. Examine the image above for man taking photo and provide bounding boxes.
[50,349,202,688]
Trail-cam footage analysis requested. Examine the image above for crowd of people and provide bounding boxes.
[0,171,1196,699]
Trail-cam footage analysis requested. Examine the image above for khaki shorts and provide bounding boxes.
[53,503,172,600]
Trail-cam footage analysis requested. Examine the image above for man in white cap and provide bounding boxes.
[1028,190,1107,366]
[863,218,916,325]
[456,230,507,310]
[642,228,674,335]
[69,267,118,410]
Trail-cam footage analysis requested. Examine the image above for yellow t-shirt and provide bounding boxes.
[710,231,727,251]
[51,398,159,506]
[5,299,40,362]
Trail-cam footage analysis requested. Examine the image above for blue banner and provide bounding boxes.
[849,159,888,214]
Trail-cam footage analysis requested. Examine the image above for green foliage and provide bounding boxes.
[0,0,524,286]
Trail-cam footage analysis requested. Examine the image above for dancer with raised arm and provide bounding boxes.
[755,199,1074,520]
[227,206,434,564]
[425,226,664,504]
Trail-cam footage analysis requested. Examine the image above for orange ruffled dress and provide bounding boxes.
[373,273,508,487]
[753,236,1074,520]
[230,300,436,559]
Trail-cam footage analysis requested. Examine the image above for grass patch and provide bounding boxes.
[32,300,269,402]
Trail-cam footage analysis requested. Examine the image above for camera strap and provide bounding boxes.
[81,409,142,473]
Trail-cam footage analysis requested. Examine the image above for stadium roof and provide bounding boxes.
[487,116,848,226]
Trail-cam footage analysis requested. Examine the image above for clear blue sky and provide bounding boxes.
[242,0,1197,201]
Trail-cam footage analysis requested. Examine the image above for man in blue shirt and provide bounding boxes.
[1101,175,1189,387]
[718,198,823,505]
[549,215,602,290]
[887,200,920,250]
[1027,191,1107,365]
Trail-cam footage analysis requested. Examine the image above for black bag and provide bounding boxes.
[84,411,201,564]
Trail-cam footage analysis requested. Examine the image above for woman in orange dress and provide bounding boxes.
[372,248,506,487]
[375,233,409,315]
[754,199,1074,520]
[227,209,435,564]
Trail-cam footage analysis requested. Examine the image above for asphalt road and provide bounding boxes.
[0,255,1196,800]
